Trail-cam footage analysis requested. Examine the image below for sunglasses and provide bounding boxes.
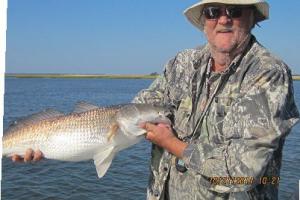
[202,6,253,20]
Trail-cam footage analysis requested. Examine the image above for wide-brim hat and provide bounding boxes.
[184,0,269,31]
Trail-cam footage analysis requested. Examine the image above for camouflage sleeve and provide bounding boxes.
[131,74,167,104]
[182,67,299,193]
[131,58,175,105]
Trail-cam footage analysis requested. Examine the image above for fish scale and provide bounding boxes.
[2,103,171,178]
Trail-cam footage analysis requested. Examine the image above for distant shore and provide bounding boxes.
[293,75,300,81]
[5,73,159,79]
[5,73,300,81]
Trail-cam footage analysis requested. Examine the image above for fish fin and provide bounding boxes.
[73,101,99,113]
[5,109,64,133]
[93,146,115,178]
[107,123,119,141]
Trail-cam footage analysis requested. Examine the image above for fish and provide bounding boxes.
[2,102,171,178]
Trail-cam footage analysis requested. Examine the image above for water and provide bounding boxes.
[2,78,300,199]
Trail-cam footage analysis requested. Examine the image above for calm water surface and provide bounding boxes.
[2,78,300,199]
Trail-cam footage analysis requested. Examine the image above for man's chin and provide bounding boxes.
[215,47,234,53]
[209,42,237,54]
[215,43,238,53]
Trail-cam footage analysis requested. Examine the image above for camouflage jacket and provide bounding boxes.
[132,36,299,200]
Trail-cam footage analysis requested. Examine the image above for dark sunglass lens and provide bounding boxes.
[226,7,243,18]
[203,7,221,19]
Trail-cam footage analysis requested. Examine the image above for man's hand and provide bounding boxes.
[11,148,44,162]
[141,123,187,158]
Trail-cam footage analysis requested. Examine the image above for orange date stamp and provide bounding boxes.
[209,176,255,185]
[209,176,280,185]
[258,176,280,185]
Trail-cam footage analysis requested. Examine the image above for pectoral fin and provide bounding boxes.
[93,146,115,178]
[107,123,119,141]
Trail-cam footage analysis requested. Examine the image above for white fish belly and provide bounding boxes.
[11,129,109,162]
[41,130,108,161]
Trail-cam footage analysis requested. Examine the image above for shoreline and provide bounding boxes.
[292,75,300,81]
[5,74,300,81]
[5,73,158,79]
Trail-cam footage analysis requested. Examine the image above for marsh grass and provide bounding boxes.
[5,73,159,79]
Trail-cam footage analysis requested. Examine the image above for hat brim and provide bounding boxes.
[184,0,269,31]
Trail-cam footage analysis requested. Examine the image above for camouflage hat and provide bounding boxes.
[184,0,269,31]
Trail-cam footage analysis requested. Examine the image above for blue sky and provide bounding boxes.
[5,0,300,74]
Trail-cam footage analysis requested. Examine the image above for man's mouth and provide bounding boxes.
[217,29,233,33]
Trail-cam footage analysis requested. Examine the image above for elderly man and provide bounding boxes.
[134,0,299,199]
[12,0,299,199]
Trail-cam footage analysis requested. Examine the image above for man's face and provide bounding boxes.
[203,4,254,53]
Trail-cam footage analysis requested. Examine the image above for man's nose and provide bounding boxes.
[218,14,232,25]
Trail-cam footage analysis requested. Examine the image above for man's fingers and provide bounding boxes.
[33,150,43,161]
[11,154,22,162]
[143,122,157,132]
[143,122,172,140]
[145,131,155,140]
[10,149,43,163]
[157,123,171,130]
[24,148,34,162]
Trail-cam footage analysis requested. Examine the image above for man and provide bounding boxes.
[133,0,299,199]
[13,0,299,199]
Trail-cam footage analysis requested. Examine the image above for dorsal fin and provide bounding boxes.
[5,109,64,133]
[73,101,99,113]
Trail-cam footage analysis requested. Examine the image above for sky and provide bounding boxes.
[4,0,300,75]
